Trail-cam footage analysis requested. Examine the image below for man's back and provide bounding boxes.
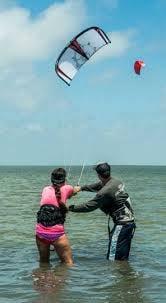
[71,177,135,224]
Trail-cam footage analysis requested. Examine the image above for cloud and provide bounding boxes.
[0,0,15,11]
[160,87,166,111]
[0,0,86,67]
[0,125,8,135]
[102,0,119,9]
[91,69,115,84]
[90,30,135,63]
[0,0,86,110]
[0,64,49,110]
[87,29,135,84]
[25,123,43,132]
[144,40,166,53]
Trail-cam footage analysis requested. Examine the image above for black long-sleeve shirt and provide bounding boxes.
[69,177,135,224]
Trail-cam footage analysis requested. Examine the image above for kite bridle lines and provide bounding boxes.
[77,161,85,186]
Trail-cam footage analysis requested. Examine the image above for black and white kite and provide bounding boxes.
[55,26,111,86]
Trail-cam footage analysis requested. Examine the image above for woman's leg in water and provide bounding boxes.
[36,236,50,263]
[53,234,73,266]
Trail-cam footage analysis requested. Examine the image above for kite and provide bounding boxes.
[55,26,111,86]
[134,60,145,75]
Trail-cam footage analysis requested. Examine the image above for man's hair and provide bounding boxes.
[94,162,111,178]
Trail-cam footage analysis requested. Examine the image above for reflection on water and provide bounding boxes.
[32,263,69,303]
[106,261,150,303]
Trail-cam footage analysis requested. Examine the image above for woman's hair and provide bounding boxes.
[51,168,66,186]
[51,168,68,214]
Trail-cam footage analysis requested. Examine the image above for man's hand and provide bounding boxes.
[73,186,81,193]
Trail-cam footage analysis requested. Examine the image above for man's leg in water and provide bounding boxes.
[107,223,136,260]
[53,234,73,266]
[36,236,50,263]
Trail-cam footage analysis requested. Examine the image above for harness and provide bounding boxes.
[37,204,66,227]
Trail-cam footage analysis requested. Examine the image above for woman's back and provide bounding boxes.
[40,184,74,206]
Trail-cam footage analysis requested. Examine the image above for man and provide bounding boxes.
[70,163,136,261]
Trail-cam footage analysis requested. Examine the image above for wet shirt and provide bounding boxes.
[69,177,135,225]
[40,185,73,206]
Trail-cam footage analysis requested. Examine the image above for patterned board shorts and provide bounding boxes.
[107,222,136,260]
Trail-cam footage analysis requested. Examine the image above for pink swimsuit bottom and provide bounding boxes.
[36,222,65,245]
[36,231,65,245]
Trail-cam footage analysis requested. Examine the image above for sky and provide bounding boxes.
[0,0,165,166]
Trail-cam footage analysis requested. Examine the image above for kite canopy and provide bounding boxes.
[55,26,111,85]
[134,60,145,75]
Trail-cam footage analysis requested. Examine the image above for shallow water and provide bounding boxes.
[0,165,165,303]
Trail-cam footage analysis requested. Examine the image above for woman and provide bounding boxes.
[35,168,75,265]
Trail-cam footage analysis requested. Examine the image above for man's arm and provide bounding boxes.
[69,193,103,213]
[81,181,103,192]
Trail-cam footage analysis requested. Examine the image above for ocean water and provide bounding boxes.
[0,165,165,303]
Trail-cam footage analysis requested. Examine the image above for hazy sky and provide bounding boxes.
[0,0,165,165]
